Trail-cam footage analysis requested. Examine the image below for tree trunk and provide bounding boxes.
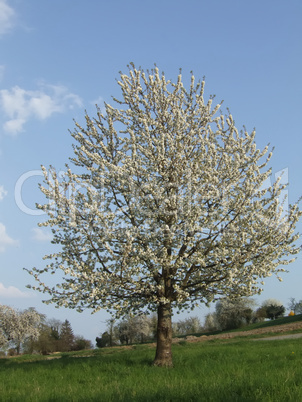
[153,303,173,367]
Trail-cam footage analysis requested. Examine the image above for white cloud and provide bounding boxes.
[0,222,17,252]
[0,83,83,135]
[0,185,7,200]
[0,0,16,37]
[32,227,52,242]
[0,282,31,298]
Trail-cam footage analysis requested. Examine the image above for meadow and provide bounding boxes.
[1,333,302,401]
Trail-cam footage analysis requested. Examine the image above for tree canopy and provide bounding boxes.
[0,305,41,354]
[27,64,301,366]
[215,297,256,330]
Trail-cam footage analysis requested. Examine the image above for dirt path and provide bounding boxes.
[179,321,302,343]
[252,333,302,341]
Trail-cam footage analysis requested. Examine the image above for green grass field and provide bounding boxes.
[1,333,302,401]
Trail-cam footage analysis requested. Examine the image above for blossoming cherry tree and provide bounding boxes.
[27,65,301,366]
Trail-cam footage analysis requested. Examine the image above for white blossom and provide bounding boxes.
[0,305,41,352]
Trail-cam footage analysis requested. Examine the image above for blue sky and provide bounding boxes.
[0,0,301,342]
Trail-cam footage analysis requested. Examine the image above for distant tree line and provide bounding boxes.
[2,295,297,355]
[96,315,203,348]
[204,298,287,332]
[96,296,297,347]
[0,304,92,355]
[24,318,93,355]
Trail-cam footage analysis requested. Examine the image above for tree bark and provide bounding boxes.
[153,302,173,367]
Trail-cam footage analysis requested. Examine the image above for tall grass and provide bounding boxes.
[0,338,301,401]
